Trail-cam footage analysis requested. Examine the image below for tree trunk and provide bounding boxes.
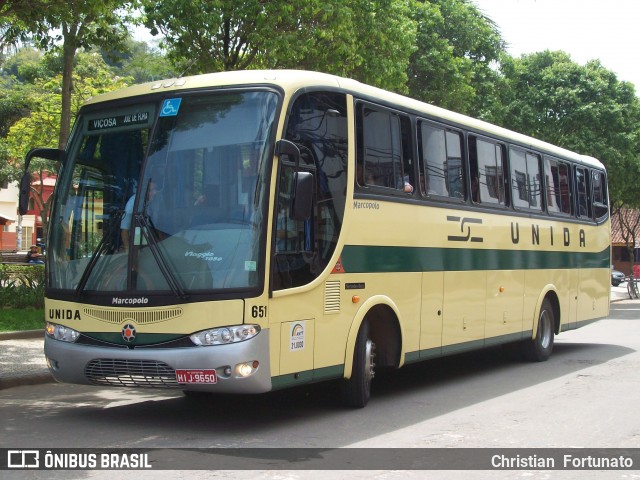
[59,35,77,149]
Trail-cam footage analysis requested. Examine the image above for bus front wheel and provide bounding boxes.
[523,298,555,362]
[341,320,376,408]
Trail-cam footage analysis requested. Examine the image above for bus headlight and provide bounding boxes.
[45,322,80,343]
[190,325,260,346]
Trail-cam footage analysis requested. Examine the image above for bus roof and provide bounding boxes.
[85,69,605,171]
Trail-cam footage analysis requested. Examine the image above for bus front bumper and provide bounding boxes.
[44,329,272,394]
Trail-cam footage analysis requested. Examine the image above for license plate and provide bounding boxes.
[175,369,217,384]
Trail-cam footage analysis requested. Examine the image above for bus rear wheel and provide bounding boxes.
[341,320,376,408]
[523,298,555,362]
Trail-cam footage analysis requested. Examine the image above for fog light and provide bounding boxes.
[236,361,258,378]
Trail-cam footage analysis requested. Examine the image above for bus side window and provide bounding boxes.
[526,152,543,210]
[469,136,507,207]
[510,148,542,211]
[575,166,591,219]
[544,157,572,215]
[418,121,465,200]
[357,104,413,193]
[592,170,608,220]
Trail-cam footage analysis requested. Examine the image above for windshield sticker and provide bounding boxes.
[245,261,257,272]
[88,112,150,131]
[160,98,182,117]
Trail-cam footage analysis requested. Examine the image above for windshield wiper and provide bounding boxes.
[75,208,125,297]
[135,178,186,299]
[134,212,187,300]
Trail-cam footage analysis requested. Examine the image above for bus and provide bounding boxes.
[21,70,610,408]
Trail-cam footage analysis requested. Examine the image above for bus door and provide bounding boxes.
[270,91,348,381]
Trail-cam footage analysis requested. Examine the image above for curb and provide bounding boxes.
[0,329,44,340]
[0,372,54,390]
[611,296,637,303]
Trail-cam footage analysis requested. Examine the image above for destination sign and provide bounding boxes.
[87,112,151,131]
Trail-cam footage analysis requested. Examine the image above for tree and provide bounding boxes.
[100,38,174,84]
[407,0,505,115]
[3,0,137,149]
[494,50,640,208]
[142,0,416,92]
[2,52,132,235]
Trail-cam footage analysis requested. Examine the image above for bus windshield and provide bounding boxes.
[48,90,279,296]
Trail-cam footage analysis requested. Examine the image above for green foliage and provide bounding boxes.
[142,0,416,92]
[4,51,133,161]
[407,0,505,115]
[101,39,175,83]
[3,0,139,147]
[1,51,133,233]
[0,309,45,332]
[0,264,45,309]
[0,76,35,138]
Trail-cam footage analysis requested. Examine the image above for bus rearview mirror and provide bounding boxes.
[19,148,64,215]
[291,172,314,221]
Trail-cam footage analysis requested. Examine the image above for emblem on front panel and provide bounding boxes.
[121,323,137,343]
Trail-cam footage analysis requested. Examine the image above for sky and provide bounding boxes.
[471,0,640,90]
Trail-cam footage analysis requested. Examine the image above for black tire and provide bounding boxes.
[523,298,555,362]
[341,320,376,408]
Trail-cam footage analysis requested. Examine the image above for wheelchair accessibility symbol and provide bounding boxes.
[160,98,182,117]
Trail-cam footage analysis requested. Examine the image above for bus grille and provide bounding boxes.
[84,359,180,388]
[83,307,183,325]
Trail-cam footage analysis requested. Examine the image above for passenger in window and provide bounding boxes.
[356,163,375,186]
[400,175,413,193]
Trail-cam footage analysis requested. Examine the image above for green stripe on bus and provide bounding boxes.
[340,245,610,273]
[271,365,344,390]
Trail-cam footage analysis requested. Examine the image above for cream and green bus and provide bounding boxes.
[24,70,610,408]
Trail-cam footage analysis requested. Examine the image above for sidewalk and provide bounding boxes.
[0,329,52,390]
[0,286,635,390]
